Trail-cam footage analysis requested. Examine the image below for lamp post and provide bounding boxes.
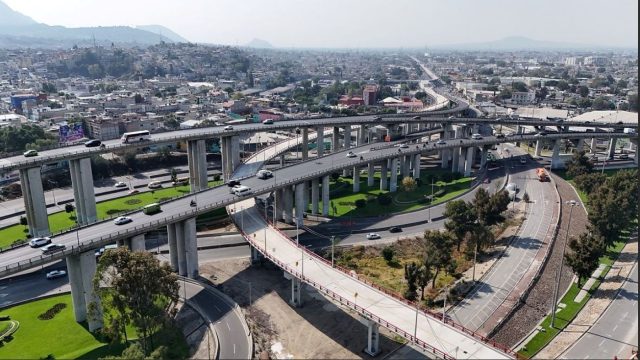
[47,180,57,206]
[429,178,434,222]
[551,199,578,328]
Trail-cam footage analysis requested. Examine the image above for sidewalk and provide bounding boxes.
[535,236,638,359]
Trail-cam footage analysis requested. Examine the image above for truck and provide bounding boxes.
[536,168,549,182]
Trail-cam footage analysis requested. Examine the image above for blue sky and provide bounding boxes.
[4,0,638,48]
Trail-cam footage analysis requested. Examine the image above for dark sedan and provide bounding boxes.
[84,139,102,147]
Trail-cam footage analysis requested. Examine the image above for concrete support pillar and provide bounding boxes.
[535,140,542,157]
[332,127,340,152]
[358,126,367,146]
[607,138,617,159]
[231,136,240,172]
[280,154,285,167]
[175,221,186,276]
[343,125,352,149]
[316,126,324,157]
[322,175,330,216]
[480,146,489,169]
[275,188,284,221]
[551,139,563,169]
[364,320,381,356]
[183,217,198,279]
[451,146,460,173]
[311,178,319,214]
[250,246,262,264]
[129,234,145,252]
[301,127,309,160]
[412,154,421,179]
[220,137,232,181]
[353,167,360,193]
[295,183,305,225]
[367,163,375,187]
[167,223,178,272]
[284,186,294,224]
[187,139,208,192]
[19,167,49,237]
[515,125,523,146]
[380,161,388,191]
[69,158,97,226]
[290,277,303,307]
[403,155,411,178]
[464,147,474,176]
[457,147,466,174]
[390,158,399,192]
[67,251,103,332]
[576,138,585,153]
[116,238,125,247]
[590,138,597,154]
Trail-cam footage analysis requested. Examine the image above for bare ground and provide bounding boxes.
[199,259,407,359]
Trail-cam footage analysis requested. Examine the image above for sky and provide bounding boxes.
[3,0,638,48]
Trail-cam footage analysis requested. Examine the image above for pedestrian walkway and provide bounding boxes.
[535,236,638,359]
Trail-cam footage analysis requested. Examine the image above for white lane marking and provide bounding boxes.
[226,321,231,331]
[233,343,236,354]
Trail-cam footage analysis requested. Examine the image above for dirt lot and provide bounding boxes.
[199,259,408,359]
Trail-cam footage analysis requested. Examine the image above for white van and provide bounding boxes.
[232,185,252,196]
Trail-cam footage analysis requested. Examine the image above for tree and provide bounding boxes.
[123,153,138,171]
[566,151,594,178]
[403,262,419,300]
[134,93,144,104]
[170,168,178,184]
[163,116,180,130]
[443,200,476,251]
[522,192,530,203]
[587,180,632,248]
[485,190,510,225]
[416,265,433,300]
[556,80,570,91]
[422,230,454,287]
[402,177,417,192]
[355,199,366,208]
[19,216,27,230]
[577,85,590,97]
[382,246,395,264]
[592,96,614,110]
[512,82,528,92]
[377,193,392,206]
[471,188,491,225]
[565,232,605,286]
[93,248,179,355]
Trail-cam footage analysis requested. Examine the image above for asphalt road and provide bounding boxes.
[448,143,556,331]
[561,262,638,360]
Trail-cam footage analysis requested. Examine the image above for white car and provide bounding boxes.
[436,140,446,145]
[346,151,357,158]
[147,181,162,189]
[232,185,252,196]
[114,216,132,225]
[46,270,67,280]
[366,233,381,240]
[41,244,66,255]
[471,133,483,140]
[262,119,274,125]
[399,143,409,149]
[257,169,273,179]
[114,181,127,188]
[30,237,52,248]
[224,125,234,131]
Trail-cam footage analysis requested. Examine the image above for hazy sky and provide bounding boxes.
[4,0,638,48]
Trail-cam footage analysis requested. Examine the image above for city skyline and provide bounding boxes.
[3,0,638,49]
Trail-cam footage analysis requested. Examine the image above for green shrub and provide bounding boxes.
[37,303,67,320]
[377,193,392,206]
[355,199,366,208]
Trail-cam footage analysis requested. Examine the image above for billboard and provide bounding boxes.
[59,123,85,143]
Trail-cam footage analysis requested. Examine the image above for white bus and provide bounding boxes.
[121,130,151,143]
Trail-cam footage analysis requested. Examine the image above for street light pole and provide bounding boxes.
[331,236,335,268]
[551,200,578,328]
[429,178,434,222]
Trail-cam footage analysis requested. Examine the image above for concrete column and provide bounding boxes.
[167,223,178,271]
[69,158,97,226]
[19,167,49,237]
[322,175,330,216]
[412,154,421,179]
[535,140,542,157]
[464,147,474,176]
[390,158,399,192]
[290,277,303,307]
[380,161,388,190]
[551,139,562,169]
[301,127,309,160]
[250,246,262,264]
[353,167,360,193]
[364,320,381,356]
[280,154,285,167]
[187,139,208,192]
[129,234,145,252]
[316,126,324,157]
[451,146,460,173]
[275,188,284,221]
[220,137,232,182]
[457,147,466,174]
[123,238,132,250]
[116,238,125,247]
[358,126,367,146]
[284,186,294,224]
[67,251,103,331]
[311,178,319,214]
[480,146,489,169]
[295,183,305,225]
[590,138,597,154]
[175,221,186,276]
[607,138,617,159]
[403,155,411,178]
[576,138,585,153]
[343,125,351,149]
[367,163,375,187]
[332,127,340,152]
[231,136,240,171]
[183,217,198,279]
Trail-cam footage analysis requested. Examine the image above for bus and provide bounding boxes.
[142,203,161,215]
[121,130,151,143]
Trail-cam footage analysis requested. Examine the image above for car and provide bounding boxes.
[115,181,127,188]
[366,233,381,240]
[29,237,52,248]
[46,270,67,280]
[589,155,598,161]
[257,169,273,179]
[412,116,421,120]
[41,243,66,255]
[619,153,629,160]
[147,181,162,189]
[23,149,38,157]
[519,157,527,164]
[128,189,140,195]
[369,147,377,151]
[84,139,102,147]
[495,133,505,139]
[372,116,381,121]
[224,125,234,131]
[399,143,409,149]
[346,151,357,158]
[262,119,274,125]
[448,116,454,119]
[232,185,252,196]
[471,133,483,140]
[114,216,132,225]
[534,132,546,137]
[389,226,402,233]
[436,140,447,145]
[227,179,241,188]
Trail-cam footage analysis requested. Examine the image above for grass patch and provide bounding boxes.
[0,180,222,249]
